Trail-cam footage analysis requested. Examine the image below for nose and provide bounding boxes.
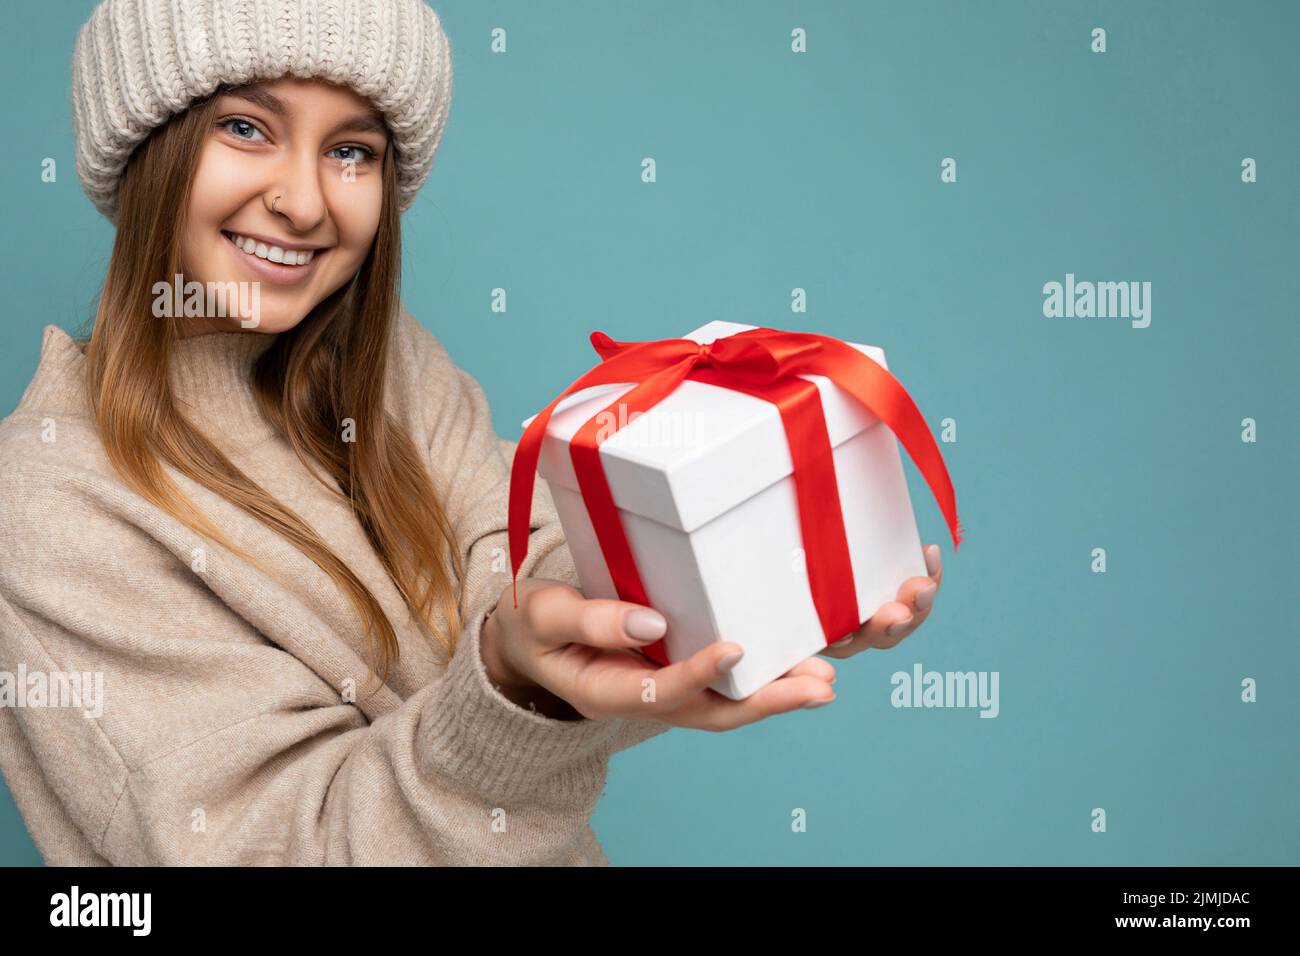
[265,147,328,231]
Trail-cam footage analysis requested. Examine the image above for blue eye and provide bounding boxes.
[329,144,376,163]
[220,117,267,142]
[217,116,375,163]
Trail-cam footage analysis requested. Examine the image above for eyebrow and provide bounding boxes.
[223,85,390,138]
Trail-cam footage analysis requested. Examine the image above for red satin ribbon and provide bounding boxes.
[507,326,964,664]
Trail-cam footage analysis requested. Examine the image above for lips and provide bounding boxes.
[221,230,327,285]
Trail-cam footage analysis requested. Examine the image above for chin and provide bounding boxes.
[238,290,325,333]
[245,311,310,334]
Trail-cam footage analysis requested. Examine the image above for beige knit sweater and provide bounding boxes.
[0,308,670,865]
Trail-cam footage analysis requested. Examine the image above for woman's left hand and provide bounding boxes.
[818,543,943,659]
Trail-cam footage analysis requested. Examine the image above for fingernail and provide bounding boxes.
[832,635,854,647]
[623,608,667,642]
[924,545,941,576]
[804,694,835,709]
[915,583,937,613]
[716,649,744,674]
[887,616,914,638]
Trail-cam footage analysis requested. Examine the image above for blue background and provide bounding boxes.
[2,0,1296,865]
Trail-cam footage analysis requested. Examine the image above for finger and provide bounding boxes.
[852,600,915,650]
[603,642,837,723]
[861,569,941,651]
[822,624,897,658]
[819,631,865,658]
[517,578,671,652]
[923,543,944,587]
[630,641,749,712]
[671,673,837,731]
[782,656,836,685]
[896,575,939,621]
[819,624,874,657]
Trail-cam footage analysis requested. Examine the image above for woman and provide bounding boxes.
[0,0,942,866]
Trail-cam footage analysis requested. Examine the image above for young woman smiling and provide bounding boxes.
[0,0,941,866]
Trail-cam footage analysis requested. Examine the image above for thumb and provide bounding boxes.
[511,578,669,652]
[560,596,669,652]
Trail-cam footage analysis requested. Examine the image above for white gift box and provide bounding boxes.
[520,321,927,700]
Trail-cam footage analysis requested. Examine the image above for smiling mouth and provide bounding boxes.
[221,230,324,267]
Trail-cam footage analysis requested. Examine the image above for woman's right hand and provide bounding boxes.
[480,577,837,731]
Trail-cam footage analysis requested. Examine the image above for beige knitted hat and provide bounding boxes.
[71,0,453,223]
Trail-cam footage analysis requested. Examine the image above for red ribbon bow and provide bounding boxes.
[508,326,964,665]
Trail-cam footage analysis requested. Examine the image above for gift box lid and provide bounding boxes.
[520,321,891,534]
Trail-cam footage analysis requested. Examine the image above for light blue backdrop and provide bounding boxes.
[1,0,1295,865]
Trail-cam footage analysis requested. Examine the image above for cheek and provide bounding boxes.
[189,143,257,221]
[323,174,383,271]
[180,142,255,274]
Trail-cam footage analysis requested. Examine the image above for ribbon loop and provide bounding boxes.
[509,325,964,624]
[705,332,824,385]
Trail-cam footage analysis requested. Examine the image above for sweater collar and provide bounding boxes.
[20,324,281,447]
[168,328,281,445]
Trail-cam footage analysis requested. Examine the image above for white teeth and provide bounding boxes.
[226,232,315,266]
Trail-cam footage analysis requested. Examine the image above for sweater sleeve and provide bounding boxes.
[0,315,669,866]
[397,309,672,758]
[488,434,674,757]
[0,465,655,865]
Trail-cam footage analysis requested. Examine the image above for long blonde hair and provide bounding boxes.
[81,85,465,694]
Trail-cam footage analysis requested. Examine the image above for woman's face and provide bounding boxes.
[176,77,390,335]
